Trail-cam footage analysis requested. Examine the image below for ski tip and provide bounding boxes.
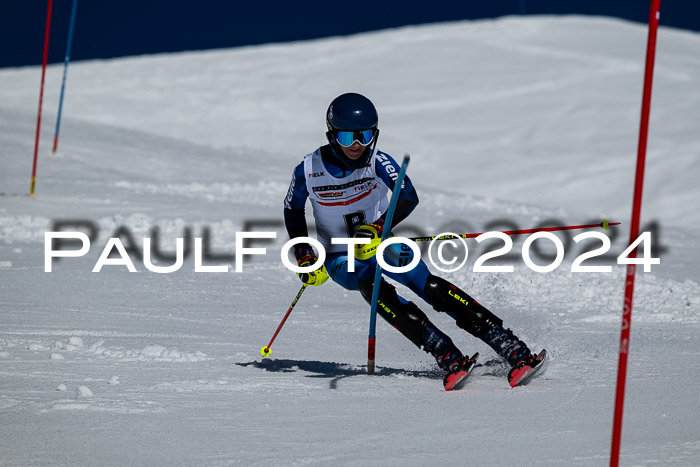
[443,352,479,391]
[508,349,547,388]
[444,370,468,391]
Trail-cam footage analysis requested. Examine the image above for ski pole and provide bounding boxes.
[261,284,307,357]
[53,0,79,154]
[611,1,661,464]
[30,0,54,196]
[368,155,410,374]
[408,219,619,242]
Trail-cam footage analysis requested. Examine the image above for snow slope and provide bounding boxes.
[1,16,699,466]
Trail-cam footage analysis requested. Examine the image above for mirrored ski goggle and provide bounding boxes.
[334,129,375,147]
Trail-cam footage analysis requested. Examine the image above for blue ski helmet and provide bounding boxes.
[325,93,379,169]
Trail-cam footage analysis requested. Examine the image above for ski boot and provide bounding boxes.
[479,325,532,367]
[479,324,547,387]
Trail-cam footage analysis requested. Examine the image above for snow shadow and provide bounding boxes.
[238,359,444,389]
[476,358,510,378]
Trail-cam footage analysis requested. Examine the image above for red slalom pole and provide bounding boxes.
[610,1,661,466]
[409,220,619,243]
[260,284,307,357]
[30,0,54,196]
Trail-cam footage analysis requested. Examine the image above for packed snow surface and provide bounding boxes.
[1,16,699,466]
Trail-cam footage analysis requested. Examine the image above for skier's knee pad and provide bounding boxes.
[358,280,428,347]
[423,274,503,336]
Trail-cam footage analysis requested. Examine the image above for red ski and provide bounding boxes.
[508,350,547,388]
[443,353,479,391]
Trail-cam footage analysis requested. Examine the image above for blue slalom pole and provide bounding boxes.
[367,155,410,374]
[52,0,79,154]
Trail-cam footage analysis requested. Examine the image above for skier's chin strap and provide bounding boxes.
[424,275,503,336]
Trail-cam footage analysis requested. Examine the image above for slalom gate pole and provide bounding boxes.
[260,284,307,357]
[610,1,661,466]
[30,0,55,196]
[367,155,410,374]
[408,220,619,243]
[53,0,79,154]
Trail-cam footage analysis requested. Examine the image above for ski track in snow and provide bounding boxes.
[0,336,209,362]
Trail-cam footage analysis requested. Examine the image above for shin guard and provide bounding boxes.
[359,279,428,347]
[424,274,503,335]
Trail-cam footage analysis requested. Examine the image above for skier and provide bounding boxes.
[283,92,545,389]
